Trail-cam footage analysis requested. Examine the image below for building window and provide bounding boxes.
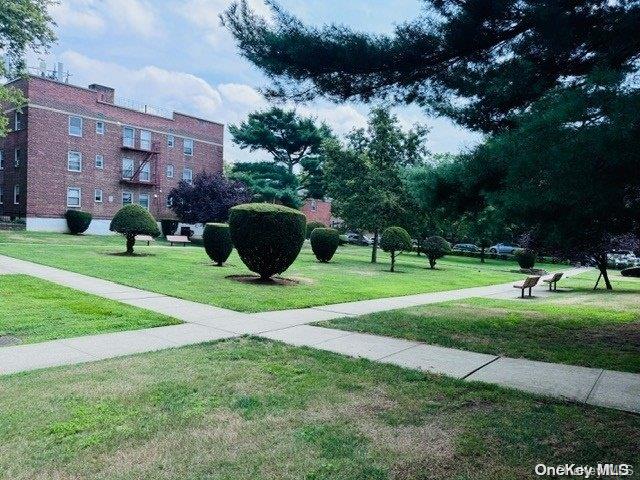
[94,189,103,203]
[95,154,104,169]
[67,187,81,207]
[0,150,3,170]
[167,135,175,147]
[183,167,193,183]
[122,158,134,179]
[96,121,105,135]
[166,164,174,178]
[140,130,151,150]
[166,196,173,208]
[14,111,25,131]
[14,148,22,168]
[138,194,150,210]
[14,185,20,205]
[183,138,194,156]
[69,116,83,137]
[122,126,135,148]
[68,151,82,172]
[0,186,3,204]
[122,191,133,205]
[310,199,318,212]
[139,162,150,182]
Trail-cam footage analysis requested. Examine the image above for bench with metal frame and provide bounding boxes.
[513,276,541,298]
[166,235,190,247]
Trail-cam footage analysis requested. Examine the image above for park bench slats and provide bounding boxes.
[166,235,190,246]
[513,276,541,298]
[542,272,563,291]
[135,235,155,246]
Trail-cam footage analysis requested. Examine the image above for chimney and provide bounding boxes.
[89,83,115,103]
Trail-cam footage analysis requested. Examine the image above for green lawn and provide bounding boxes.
[0,338,637,480]
[0,231,559,312]
[0,274,180,344]
[317,270,640,372]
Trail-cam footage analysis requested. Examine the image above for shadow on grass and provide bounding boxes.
[106,252,157,258]
[226,274,300,286]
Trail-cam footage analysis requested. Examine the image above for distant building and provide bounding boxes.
[301,198,332,226]
[0,75,223,234]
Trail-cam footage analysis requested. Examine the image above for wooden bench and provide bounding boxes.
[542,272,563,291]
[513,276,541,298]
[166,235,190,247]
[135,235,155,246]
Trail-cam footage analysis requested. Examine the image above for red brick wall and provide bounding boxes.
[301,199,332,226]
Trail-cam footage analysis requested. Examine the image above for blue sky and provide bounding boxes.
[37,0,481,162]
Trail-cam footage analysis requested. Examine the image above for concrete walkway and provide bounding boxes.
[0,255,637,414]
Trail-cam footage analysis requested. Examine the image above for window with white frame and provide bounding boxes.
[138,193,150,210]
[95,154,104,169]
[139,162,150,182]
[66,187,80,207]
[14,185,20,204]
[96,121,105,135]
[122,158,134,179]
[140,130,151,150]
[166,164,174,178]
[122,191,133,205]
[166,196,173,208]
[0,150,3,170]
[183,138,194,156]
[167,135,175,147]
[183,167,193,183]
[68,151,82,172]
[0,186,3,204]
[69,116,83,136]
[14,148,22,168]
[122,126,135,148]
[94,189,103,203]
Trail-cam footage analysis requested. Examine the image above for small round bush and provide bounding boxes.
[514,248,536,269]
[229,203,306,280]
[310,228,340,263]
[421,236,451,269]
[160,218,179,237]
[622,267,640,278]
[203,223,233,266]
[306,221,325,239]
[109,204,160,255]
[380,226,412,272]
[65,209,92,234]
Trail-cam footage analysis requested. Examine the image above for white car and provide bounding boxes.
[488,242,520,255]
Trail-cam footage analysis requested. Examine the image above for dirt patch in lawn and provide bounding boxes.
[574,322,640,349]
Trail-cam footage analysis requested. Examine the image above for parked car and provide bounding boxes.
[345,232,370,246]
[452,243,480,253]
[488,242,520,254]
[607,250,640,269]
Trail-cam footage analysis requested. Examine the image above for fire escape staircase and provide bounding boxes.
[120,141,160,187]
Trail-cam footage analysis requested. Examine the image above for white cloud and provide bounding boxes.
[51,0,105,33]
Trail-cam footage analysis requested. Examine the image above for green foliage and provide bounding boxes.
[514,249,537,269]
[306,221,325,239]
[203,223,233,266]
[421,236,451,269]
[109,204,160,255]
[380,226,412,272]
[64,210,92,235]
[160,219,179,237]
[228,203,306,279]
[229,161,302,208]
[310,228,339,263]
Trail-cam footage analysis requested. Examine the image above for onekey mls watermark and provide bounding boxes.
[535,464,634,478]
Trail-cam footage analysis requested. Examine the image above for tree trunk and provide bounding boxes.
[390,252,395,272]
[371,230,378,263]
[480,247,486,263]
[126,234,136,255]
[596,258,613,290]
[429,257,436,269]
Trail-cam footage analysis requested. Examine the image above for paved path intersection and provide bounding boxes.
[0,255,637,414]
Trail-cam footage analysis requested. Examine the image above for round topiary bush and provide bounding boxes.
[160,218,179,237]
[421,236,451,269]
[65,209,92,235]
[514,248,536,269]
[203,223,233,266]
[621,266,640,277]
[109,204,160,255]
[229,203,306,280]
[380,226,412,272]
[310,228,340,263]
[306,221,325,239]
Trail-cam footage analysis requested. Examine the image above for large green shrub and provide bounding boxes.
[514,248,536,269]
[380,226,412,272]
[109,204,160,255]
[203,223,233,266]
[65,209,92,234]
[421,236,451,269]
[160,218,179,237]
[310,228,340,263]
[229,203,306,279]
[306,221,325,239]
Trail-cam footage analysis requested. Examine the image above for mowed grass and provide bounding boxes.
[318,270,640,372]
[0,274,180,344]
[0,231,558,312]
[0,338,638,480]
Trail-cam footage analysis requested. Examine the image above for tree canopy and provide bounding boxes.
[228,161,302,208]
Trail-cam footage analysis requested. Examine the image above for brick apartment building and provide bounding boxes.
[0,75,223,234]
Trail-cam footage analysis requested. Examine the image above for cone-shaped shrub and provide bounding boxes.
[421,236,451,269]
[65,209,92,234]
[109,204,160,255]
[380,226,412,272]
[160,218,179,237]
[310,228,340,263]
[203,223,233,266]
[229,203,306,279]
[306,221,325,239]
[514,248,536,269]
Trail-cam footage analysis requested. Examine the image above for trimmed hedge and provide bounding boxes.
[421,236,451,269]
[621,267,640,277]
[203,223,233,266]
[109,204,160,254]
[306,221,325,239]
[310,228,340,263]
[229,203,306,279]
[65,209,92,234]
[160,219,179,237]
[380,226,412,272]
[514,248,536,269]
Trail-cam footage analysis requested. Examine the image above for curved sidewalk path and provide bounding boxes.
[0,255,637,414]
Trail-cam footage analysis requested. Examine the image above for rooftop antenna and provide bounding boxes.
[38,60,46,77]
[56,62,64,82]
